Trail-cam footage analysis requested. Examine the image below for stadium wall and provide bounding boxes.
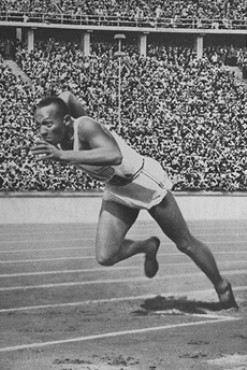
[1,192,247,224]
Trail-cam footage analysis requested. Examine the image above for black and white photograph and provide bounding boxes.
[0,1,246,369]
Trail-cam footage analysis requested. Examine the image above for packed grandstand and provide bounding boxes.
[1,0,247,29]
[1,1,247,192]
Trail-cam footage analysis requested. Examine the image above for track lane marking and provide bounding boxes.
[0,237,247,246]
[0,260,246,278]
[0,250,247,264]
[0,239,93,245]
[0,314,240,353]
[0,239,247,252]
[0,269,246,291]
[0,286,245,314]
[1,225,247,236]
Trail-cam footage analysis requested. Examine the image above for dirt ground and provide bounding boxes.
[0,221,246,370]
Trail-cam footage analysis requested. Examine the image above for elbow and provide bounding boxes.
[59,91,71,102]
[114,152,123,165]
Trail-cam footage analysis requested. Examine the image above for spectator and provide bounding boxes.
[1,0,247,29]
[1,38,247,192]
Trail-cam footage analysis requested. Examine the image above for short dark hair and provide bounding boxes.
[36,97,69,118]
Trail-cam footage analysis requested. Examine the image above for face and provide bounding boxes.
[34,104,67,145]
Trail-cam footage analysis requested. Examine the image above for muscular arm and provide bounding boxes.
[59,91,87,118]
[32,117,123,166]
[60,117,122,166]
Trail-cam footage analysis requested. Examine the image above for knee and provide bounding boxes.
[96,249,116,266]
[176,236,193,254]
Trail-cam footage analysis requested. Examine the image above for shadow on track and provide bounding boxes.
[131,295,234,316]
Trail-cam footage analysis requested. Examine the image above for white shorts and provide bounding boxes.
[103,157,173,210]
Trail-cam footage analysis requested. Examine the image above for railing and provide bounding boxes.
[0,11,247,30]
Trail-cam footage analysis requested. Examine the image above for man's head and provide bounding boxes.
[34,97,71,145]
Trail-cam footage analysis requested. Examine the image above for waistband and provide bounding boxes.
[107,158,145,186]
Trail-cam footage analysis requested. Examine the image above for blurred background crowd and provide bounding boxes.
[1,2,247,193]
[1,0,247,20]
[1,0,247,29]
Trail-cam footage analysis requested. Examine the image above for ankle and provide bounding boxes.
[215,279,229,295]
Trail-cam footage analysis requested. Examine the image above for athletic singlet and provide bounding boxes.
[73,118,144,184]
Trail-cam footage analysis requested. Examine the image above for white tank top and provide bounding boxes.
[73,119,143,184]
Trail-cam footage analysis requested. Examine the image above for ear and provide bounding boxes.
[63,115,72,127]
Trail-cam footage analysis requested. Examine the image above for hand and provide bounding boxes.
[31,140,62,162]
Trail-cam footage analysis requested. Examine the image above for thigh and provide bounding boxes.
[96,199,139,254]
[148,190,191,245]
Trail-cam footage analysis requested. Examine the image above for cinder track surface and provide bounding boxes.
[0,220,246,370]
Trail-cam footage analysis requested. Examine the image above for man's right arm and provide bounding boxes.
[31,117,122,166]
[59,91,87,118]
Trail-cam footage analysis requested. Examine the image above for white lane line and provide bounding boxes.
[1,226,247,236]
[1,240,247,253]
[0,250,247,264]
[0,260,246,278]
[0,314,239,353]
[0,266,141,277]
[0,238,247,246]
[0,286,246,314]
[0,247,93,253]
[0,270,246,291]
[0,239,92,245]
[0,256,94,263]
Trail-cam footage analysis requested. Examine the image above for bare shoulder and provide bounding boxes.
[76,116,102,138]
[77,116,98,129]
[76,117,114,145]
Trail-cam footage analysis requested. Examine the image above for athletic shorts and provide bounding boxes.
[103,157,173,210]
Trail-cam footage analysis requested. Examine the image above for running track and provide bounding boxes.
[0,220,246,370]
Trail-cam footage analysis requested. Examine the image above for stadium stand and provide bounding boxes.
[1,0,247,193]
[1,33,247,192]
[1,0,247,29]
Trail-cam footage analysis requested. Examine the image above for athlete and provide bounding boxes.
[31,91,238,310]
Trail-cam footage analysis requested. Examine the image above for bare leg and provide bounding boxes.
[95,199,160,278]
[149,191,238,308]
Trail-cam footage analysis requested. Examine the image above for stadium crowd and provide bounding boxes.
[1,0,247,29]
[0,0,247,19]
[1,37,247,192]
